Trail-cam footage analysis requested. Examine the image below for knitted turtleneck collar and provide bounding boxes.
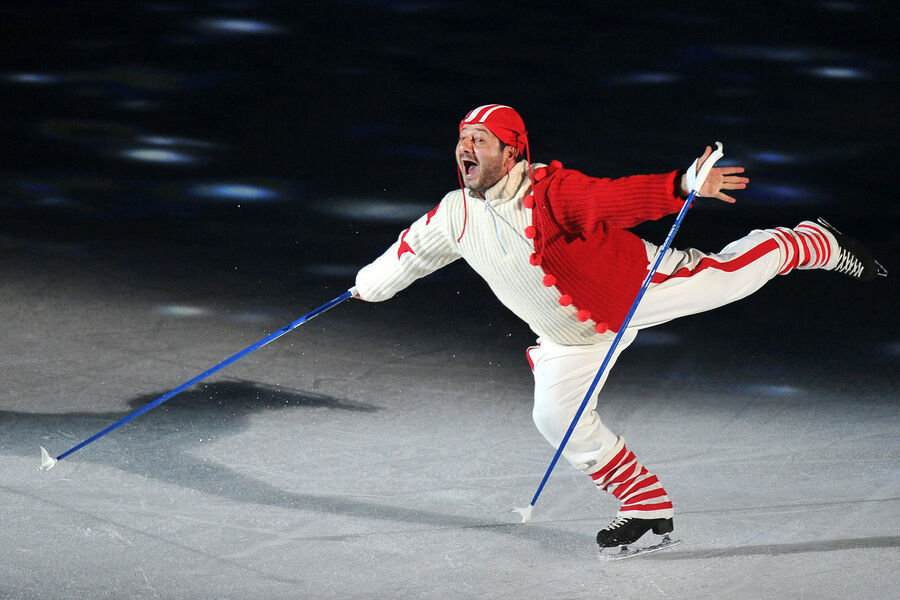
[470,159,530,204]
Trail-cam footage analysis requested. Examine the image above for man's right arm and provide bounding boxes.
[355,194,462,302]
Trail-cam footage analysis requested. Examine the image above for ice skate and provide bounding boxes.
[596,516,680,560]
[799,218,887,281]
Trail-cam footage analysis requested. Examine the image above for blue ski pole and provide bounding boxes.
[39,287,358,470]
[516,143,725,522]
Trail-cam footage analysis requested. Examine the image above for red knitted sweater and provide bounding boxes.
[529,161,684,333]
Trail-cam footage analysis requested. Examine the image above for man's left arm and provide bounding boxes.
[547,147,750,235]
[545,169,685,234]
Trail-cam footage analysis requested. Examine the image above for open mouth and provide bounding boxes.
[462,159,478,177]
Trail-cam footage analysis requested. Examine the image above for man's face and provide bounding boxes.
[456,124,516,193]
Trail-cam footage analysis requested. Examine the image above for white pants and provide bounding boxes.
[530,229,784,472]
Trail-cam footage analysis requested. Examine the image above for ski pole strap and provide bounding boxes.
[684,141,724,196]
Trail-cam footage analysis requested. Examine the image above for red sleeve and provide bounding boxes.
[544,168,684,235]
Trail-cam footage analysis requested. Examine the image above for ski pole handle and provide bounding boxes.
[683,141,724,196]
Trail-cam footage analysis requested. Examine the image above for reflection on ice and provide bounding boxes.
[154,304,284,324]
[227,309,281,324]
[156,304,211,317]
[749,151,798,165]
[5,73,60,84]
[37,119,221,167]
[120,148,198,164]
[36,196,78,207]
[195,17,285,35]
[715,45,818,62]
[747,182,818,204]
[300,263,363,278]
[597,72,681,87]
[313,197,432,223]
[737,384,801,397]
[881,341,900,359]
[806,66,868,79]
[189,183,280,202]
[137,136,218,148]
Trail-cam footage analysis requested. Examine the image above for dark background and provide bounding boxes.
[1,0,897,370]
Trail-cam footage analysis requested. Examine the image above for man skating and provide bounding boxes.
[354,104,885,551]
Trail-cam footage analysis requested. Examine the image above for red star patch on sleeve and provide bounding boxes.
[397,228,416,259]
[426,203,440,225]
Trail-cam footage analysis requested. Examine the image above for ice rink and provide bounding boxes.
[2,227,897,599]
[2,2,898,598]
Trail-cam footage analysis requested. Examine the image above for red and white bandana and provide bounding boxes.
[459,104,528,155]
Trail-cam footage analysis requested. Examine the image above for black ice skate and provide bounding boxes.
[815,218,888,281]
[596,516,680,560]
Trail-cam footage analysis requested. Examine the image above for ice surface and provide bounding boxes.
[2,241,897,599]
[1,2,898,598]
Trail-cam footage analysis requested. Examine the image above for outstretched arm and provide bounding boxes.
[354,195,462,302]
[679,145,749,203]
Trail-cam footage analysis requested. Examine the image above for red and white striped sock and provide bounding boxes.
[768,222,838,274]
[589,442,674,519]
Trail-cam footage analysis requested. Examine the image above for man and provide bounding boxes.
[354,104,885,550]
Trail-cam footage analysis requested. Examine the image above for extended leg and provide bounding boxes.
[631,220,883,330]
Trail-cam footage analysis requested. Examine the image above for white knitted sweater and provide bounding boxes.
[355,161,615,345]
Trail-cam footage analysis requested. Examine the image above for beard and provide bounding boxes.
[458,154,509,193]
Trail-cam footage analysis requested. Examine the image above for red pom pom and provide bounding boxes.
[542,274,557,287]
[549,160,562,169]
[576,309,591,322]
[533,168,547,182]
[524,226,536,239]
[558,294,573,306]
[595,322,609,334]
[529,253,542,266]
[523,194,535,209]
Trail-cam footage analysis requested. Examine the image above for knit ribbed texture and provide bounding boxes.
[533,164,684,332]
[355,160,684,344]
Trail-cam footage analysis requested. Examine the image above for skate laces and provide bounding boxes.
[833,247,865,279]
[601,516,632,532]
[816,218,882,281]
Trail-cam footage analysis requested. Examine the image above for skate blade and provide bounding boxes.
[38,446,58,471]
[598,534,681,561]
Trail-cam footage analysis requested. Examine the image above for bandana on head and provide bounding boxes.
[459,104,528,155]
[455,105,534,243]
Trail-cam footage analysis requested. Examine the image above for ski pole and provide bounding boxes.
[516,143,725,522]
[39,287,358,471]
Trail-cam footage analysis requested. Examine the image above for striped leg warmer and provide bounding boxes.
[589,440,674,519]
[768,221,838,275]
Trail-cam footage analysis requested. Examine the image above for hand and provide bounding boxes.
[681,145,749,203]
